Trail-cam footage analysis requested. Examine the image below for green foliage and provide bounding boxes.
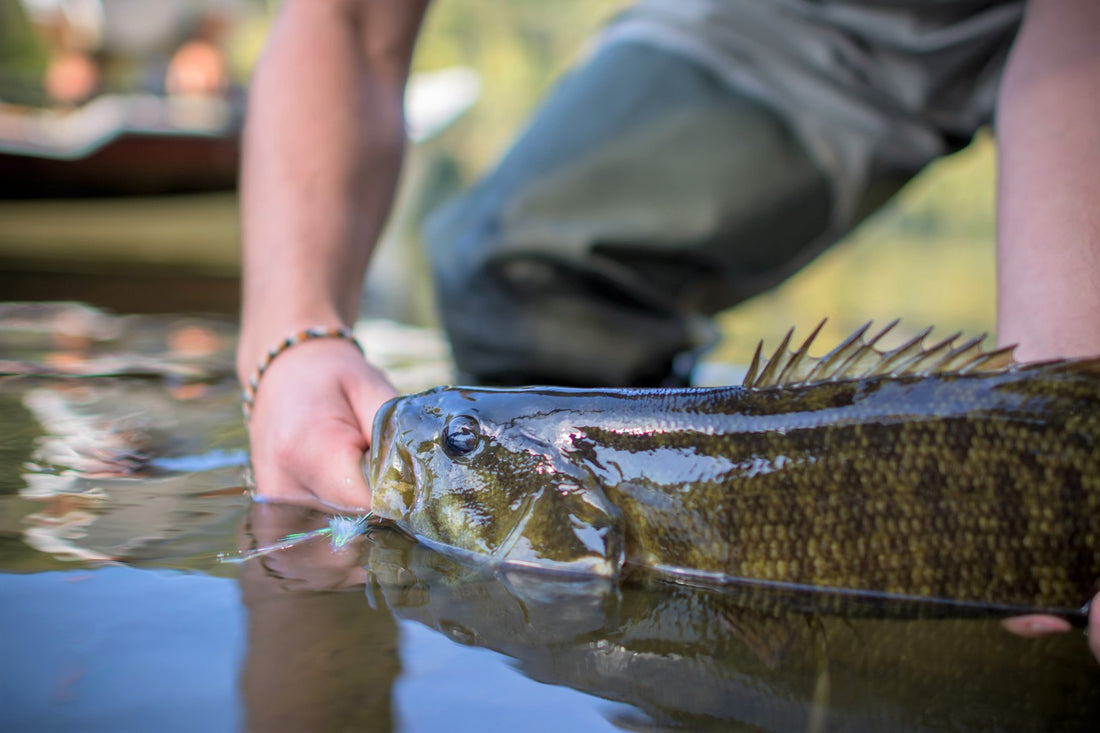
[0,0,49,102]
[414,0,631,171]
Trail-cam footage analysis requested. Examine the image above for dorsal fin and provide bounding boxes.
[743,320,1018,389]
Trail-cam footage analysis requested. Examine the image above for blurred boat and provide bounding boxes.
[0,93,241,198]
[0,64,480,199]
[0,67,479,315]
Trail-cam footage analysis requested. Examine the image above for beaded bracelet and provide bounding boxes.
[241,326,364,420]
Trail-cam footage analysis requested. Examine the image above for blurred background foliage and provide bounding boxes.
[0,0,998,364]
[413,0,633,171]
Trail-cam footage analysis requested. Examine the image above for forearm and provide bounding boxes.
[996,0,1100,361]
[237,0,427,380]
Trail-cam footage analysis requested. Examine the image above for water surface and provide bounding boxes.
[2,304,1098,732]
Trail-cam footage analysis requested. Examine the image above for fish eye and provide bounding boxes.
[442,415,481,457]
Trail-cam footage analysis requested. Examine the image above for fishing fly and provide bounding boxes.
[217,513,375,563]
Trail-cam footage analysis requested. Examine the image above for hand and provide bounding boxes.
[1002,590,1100,664]
[246,337,397,511]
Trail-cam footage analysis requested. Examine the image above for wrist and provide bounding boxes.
[238,325,364,419]
[236,307,351,381]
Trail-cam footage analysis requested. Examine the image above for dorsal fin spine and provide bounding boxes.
[777,319,825,386]
[743,341,764,388]
[831,320,899,380]
[932,334,986,373]
[755,328,795,388]
[895,331,959,376]
[872,326,934,377]
[741,320,1020,389]
[803,322,871,384]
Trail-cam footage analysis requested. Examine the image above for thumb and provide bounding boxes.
[346,370,399,446]
[299,419,372,513]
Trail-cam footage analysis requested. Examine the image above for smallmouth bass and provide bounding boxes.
[367,323,1100,617]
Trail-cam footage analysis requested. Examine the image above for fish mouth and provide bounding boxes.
[367,397,416,521]
[367,398,398,488]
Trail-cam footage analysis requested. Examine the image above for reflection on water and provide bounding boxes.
[235,504,397,731]
[2,303,1099,731]
[368,530,1100,732]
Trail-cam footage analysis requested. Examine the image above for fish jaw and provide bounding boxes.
[367,396,417,522]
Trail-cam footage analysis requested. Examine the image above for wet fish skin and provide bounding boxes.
[367,358,1100,615]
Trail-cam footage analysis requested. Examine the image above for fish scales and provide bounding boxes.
[573,370,1099,610]
[368,331,1100,616]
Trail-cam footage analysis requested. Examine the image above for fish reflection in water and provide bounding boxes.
[302,523,1098,732]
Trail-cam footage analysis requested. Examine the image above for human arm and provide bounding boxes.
[995,0,1100,362]
[994,0,1100,658]
[236,0,430,510]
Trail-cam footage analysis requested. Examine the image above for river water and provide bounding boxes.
[2,302,1098,732]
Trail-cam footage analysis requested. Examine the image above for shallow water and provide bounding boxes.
[2,304,1099,732]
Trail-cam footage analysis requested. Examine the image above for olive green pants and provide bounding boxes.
[422,42,908,387]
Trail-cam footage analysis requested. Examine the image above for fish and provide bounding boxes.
[366,322,1100,618]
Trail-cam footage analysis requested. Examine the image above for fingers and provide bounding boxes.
[250,397,371,511]
[1001,590,1100,666]
[1001,614,1073,638]
[300,361,397,509]
[295,420,372,512]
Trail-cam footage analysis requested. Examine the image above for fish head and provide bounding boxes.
[368,387,624,577]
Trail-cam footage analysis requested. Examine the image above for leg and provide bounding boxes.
[423,41,836,386]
